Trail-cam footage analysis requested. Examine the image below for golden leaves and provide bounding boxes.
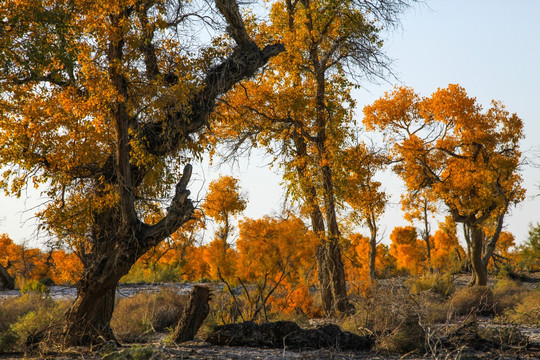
[364,84,524,223]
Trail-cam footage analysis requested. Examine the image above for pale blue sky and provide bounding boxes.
[1,0,539,247]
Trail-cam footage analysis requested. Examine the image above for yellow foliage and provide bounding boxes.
[389,227,426,275]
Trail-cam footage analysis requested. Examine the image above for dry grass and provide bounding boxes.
[492,279,527,314]
[111,287,187,343]
[407,273,456,298]
[449,286,495,316]
[503,289,540,326]
[0,293,71,352]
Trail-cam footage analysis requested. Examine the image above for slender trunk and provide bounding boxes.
[482,209,506,269]
[469,224,488,286]
[367,214,377,281]
[463,223,473,275]
[422,204,431,262]
[292,132,333,313]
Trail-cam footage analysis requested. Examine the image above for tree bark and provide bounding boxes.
[0,263,15,290]
[469,224,488,286]
[63,282,118,345]
[172,285,211,343]
[369,231,377,281]
[292,132,333,313]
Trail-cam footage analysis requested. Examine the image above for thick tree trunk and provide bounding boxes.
[0,263,15,290]
[316,244,333,313]
[327,237,353,314]
[63,283,117,346]
[469,224,488,286]
[172,285,211,343]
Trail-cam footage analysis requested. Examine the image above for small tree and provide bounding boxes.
[340,143,388,280]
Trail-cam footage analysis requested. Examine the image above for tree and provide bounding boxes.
[389,226,425,274]
[517,223,540,271]
[201,175,246,280]
[210,0,413,314]
[0,0,284,345]
[364,85,525,286]
[236,215,318,317]
[431,217,465,273]
[401,189,439,266]
[202,175,247,247]
[340,143,388,280]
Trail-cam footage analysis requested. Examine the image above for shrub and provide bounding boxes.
[407,273,455,298]
[342,280,428,354]
[492,279,525,314]
[0,294,70,351]
[376,314,425,354]
[120,263,184,284]
[504,290,540,326]
[20,280,50,295]
[450,286,494,316]
[111,287,186,343]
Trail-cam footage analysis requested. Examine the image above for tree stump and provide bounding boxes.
[0,263,15,290]
[172,285,211,343]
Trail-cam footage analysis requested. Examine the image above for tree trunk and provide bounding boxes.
[0,263,15,290]
[292,132,334,313]
[316,243,333,313]
[63,282,118,346]
[469,224,488,286]
[327,236,353,314]
[422,206,431,264]
[367,215,377,281]
[369,234,377,281]
[172,285,211,343]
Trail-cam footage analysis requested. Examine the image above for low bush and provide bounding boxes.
[376,314,425,354]
[492,279,525,314]
[0,294,70,352]
[341,281,428,354]
[450,286,494,316]
[111,287,187,343]
[407,273,456,298]
[20,280,50,295]
[504,289,540,326]
[120,263,184,284]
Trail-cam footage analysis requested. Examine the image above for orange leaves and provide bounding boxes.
[236,215,318,314]
[0,233,82,284]
[364,84,524,224]
[202,176,247,224]
[236,215,317,283]
[389,226,426,275]
[363,86,420,136]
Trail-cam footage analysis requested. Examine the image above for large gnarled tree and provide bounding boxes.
[0,0,283,345]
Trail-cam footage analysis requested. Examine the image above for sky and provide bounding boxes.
[1,0,539,248]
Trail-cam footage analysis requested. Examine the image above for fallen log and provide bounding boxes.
[206,321,374,350]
